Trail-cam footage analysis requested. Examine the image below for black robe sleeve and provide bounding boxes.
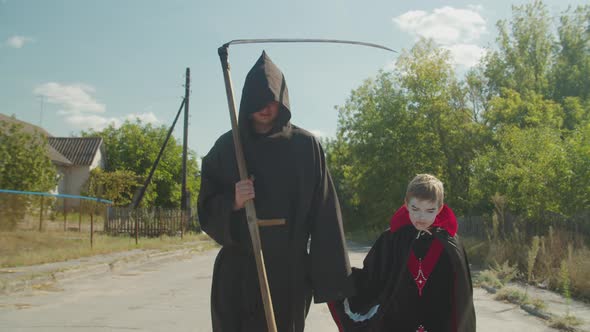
[309,141,355,303]
[348,231,394,311]
[327,231,399,332]
[197,143,244,247]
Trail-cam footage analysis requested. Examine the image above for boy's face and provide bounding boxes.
[405,197,442,232]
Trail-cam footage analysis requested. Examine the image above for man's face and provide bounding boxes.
[251,101,279,131]
[406,197,442,232]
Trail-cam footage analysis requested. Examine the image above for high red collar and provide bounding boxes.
[389,204,457,237]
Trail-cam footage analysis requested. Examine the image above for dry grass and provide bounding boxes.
[549,314,582,331]
[474,269,503,288]
[567,248,590,300]
[0,230,215,268]
[495,287,528,304]
[463,229,590,302]
[494,287,547,310]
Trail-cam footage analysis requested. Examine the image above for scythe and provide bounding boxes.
[217,38,395,332]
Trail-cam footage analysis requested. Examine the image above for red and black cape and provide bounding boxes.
[329,205,476,332]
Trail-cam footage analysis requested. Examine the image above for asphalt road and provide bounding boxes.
[0,245,556,331]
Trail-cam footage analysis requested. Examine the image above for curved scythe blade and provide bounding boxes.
[222,38,397,53]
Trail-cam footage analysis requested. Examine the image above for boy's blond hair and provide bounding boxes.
[405,174,444,207]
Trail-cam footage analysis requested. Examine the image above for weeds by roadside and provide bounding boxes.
[464,228,590,302]
[0,230,215,268]
[549,314,582,332]
[494,287,546,311]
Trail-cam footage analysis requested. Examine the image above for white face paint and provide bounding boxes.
[406,198,442,232]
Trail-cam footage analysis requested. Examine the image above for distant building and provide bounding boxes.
[48,137,106,197]
[0,113,106,200]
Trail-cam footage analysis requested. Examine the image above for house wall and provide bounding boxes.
[67,147,105,195]
[53,165,68,195]
[67,166,91,196]
[60,147,105,209]
[93,148,105,169]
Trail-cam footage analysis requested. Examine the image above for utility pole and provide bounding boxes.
[38,96,45,127]
[181,68,190,212]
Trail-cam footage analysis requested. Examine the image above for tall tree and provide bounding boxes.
[470,125,571,219]
[331,72,410,230]
[484,88,564,131]
[551,5,590,102]
[563,115,590,215]
[396,39,480,212]
[0,120,57,192]
[83,120,200,208]
[0,120,57,230]
[483,0,554,97]
[330,39,480,230]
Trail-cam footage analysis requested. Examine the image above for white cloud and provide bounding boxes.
[34,82,160,131]
[34,82,106,114]
[64,114,121,131]
[6,35,34,48]
[393,7,486,44]
[393,6,487,68]
[62,112,160,132]
[444,44,486,68]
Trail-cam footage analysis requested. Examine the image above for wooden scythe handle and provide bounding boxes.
[218,46,278,332]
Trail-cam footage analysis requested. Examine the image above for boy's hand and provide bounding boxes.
[233,177,255,211]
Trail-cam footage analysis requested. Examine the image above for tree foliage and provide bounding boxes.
[84,168,140,206]
[0,120,57,192]
[329,39,482,229]
[551,5,590,102]
[327,1,590,231]
[0,119,58,230]
[82,120,200,208]
[483,0,554,97]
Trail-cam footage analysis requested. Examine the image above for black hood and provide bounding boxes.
[238,51,292,137]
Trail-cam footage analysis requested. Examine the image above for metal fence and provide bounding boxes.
[106,206,199,238]
[0,189,199,242]
[0,190,110,231]
[0,189,113,248]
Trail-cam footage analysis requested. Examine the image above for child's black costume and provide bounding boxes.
[328,205,476,332]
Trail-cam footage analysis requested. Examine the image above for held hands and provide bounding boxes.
[233,177,255,211]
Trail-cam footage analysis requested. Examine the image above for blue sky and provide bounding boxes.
[1,0,585,158]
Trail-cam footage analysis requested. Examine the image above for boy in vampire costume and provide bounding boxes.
[328,174,476,332]
[198,51,354,332]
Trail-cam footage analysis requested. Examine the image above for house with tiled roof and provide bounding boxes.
[0,114,106,200]
[48,137,106,197]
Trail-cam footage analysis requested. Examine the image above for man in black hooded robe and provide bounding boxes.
[198,51,354,332]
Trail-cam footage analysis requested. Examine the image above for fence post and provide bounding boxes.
[63,198,68,232]
[90,211,94,249]
[180,210,184,239]
[158,208,162,237]
[79,199,82,232]
[135,210,139,245]
[105,205,109,233]
[39,196,44,232]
